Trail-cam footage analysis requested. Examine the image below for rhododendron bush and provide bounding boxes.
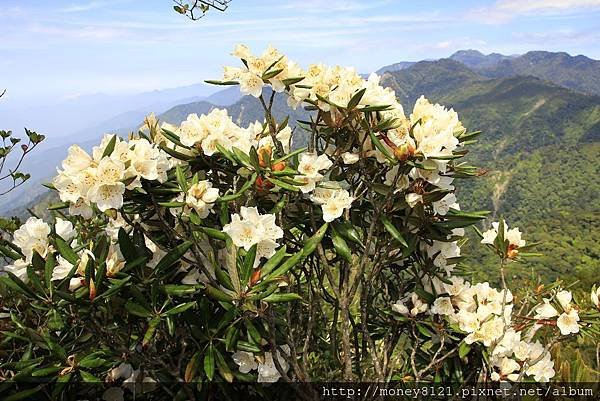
[1,45,599,399]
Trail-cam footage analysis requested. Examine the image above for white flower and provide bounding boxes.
[107,363,133,381]
[179,113,206,147]
[591,285,600,309]
[232,351,258,374]
[431,297,455,316]
[526,352,555,382]
[69,198,94,219]
[392,292,428,317]
[465,316,504,347]
[62,145,92,173]
[69,277,85,291]
[4,259,29,283]
[341,152,360,164]
[556,309,580,335]
[481,228,497,245]
[534,299,558,319]
[432,193,457,216]
[492,328,521,358]
[239,71,264,98]
[257,345,290,383]
[491,357,521,382]
[51,256,74,281]
[310,183,353,222]
[391,300,409,315]
[556,290,573,311]
[455,309,479,333]
[106,246,126,277]
[296,153,332,193]
[88,182,125,211]
[55,218,75,242]
[405,193,423,208]
[480,221,526,248]
[12,217,51,262]
[505,227,525,247]
[185,181,220,218]
[223,207,283,260]
[443,276,469,297]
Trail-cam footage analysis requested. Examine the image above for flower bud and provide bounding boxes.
[250,268,261,286]
[21,144,28,152]
[507,244,519,259]
[257,145,272,168]
[393,142,415,161]
[255,176,274,192]
[272,161,286,171]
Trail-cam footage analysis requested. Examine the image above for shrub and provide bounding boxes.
[1,45,598,400]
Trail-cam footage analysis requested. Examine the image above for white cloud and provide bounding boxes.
[469,0,600,23]
[497,0,600,13]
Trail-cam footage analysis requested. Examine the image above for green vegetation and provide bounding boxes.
[382,62,600,290]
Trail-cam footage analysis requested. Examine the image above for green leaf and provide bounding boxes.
[217,173,257,203]
[44,254,56,292]
[301,223,329,256]
[200,226,227,241]
[164,301,196,316]
[101,134,118,158]
[381,216,408,248]
[204,345,215,381]
[214,348,234,382]
[142,317,161,348]
[55,237,78,265]
[241,244,257,285]
[1,272,37,298]
[125,301,153,318]
[205,80,239,86]
[459,342,471,358]
[368,130,395,163]
[79,370,101,383]
[205,285,234,302]
[347,88,366,110]
[154,241,193,273]
[2,386,43,401]
[331,227,352,262]
[118,228,138,262]
[0,244,22,260]
[79,353,108,369]
[265,251,303,280]
[262,293,303,303]
[281,77,304,86]
[176,165,188,192]
[259,245,287,277]
[164,284,199,296]
[267,177,300,191]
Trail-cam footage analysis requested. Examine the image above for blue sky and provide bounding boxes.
[1,0,600,103]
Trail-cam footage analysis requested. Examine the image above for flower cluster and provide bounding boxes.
[53,135,171,213]
[232,346,291,383]
[223,206,284,263]
[481,220,526,259]
[534,290,580,335]
[405,276,559,382]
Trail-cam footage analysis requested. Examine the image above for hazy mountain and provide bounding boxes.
[477,51,600,96]
[449,49,516,69]
[376,61,416,75]
[0,85,241,213]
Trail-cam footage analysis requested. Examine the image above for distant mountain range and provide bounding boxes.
[378,49,600,96]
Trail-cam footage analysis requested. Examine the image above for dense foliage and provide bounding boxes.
[1,45,599,400]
